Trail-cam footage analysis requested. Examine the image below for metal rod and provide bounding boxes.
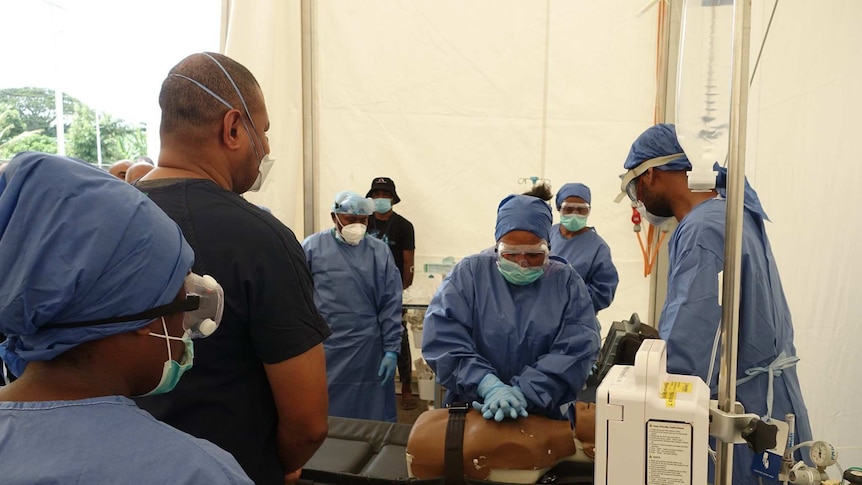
[300,0,317,238]
[714,0,751,483]
[650,0,674,328]
[655,0,672,124]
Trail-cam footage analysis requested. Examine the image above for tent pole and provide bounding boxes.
[714,0,751,483]
[301,0,317,238]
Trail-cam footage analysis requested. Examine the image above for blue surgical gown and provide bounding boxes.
[0,396,252,484]
[302,231,403,422]
[549,225,619,313]
[422,250,601,420]
[661,198,811,485]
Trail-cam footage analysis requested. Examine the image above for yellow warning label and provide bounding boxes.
[661,381,693,407]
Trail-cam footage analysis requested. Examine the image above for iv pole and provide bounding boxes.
[714,0,751,483]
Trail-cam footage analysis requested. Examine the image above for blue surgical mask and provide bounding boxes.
[373,198,392,214]
[560,214,588,232]
[137,318,194,397]
[497,258,544,286]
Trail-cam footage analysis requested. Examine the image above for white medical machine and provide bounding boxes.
[595,338,710,484]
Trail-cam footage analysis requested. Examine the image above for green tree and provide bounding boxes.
[66,104,140,164]
[1,133,57,156]
[0,88,76,134]
[0,87,146,164]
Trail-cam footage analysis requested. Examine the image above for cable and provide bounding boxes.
[750,0,780,87]
[788,441,814,456]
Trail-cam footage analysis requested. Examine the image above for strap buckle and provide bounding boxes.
[448,401,470,413]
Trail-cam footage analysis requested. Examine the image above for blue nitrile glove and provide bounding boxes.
[511,385,529,416]
[378,351,398,386]
[470,374,529,422]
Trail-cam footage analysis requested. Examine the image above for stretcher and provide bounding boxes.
[299,412,594,485]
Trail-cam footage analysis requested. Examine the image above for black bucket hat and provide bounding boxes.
[366,177,401,204]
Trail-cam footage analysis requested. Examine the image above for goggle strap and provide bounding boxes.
[43,296,201,329]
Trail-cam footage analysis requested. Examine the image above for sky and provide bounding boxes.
[0,0,221,124]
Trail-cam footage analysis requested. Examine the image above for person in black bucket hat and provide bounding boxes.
[365,177,416,409]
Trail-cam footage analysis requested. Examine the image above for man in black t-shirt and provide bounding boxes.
[133,52,331,485]
[365,177,417,410]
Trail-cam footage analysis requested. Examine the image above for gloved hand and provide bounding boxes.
[471,374,529,422]
[378,351,398,386]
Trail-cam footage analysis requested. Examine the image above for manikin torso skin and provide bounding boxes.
[406,408,586,481]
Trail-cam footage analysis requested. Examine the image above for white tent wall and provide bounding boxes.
[223,0,306,227]
[746,0,862,468]
[222,0,862,469]
[310,0,657,324]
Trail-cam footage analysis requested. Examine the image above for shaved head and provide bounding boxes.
[159,52,263,137]
[125,161,155,183]
[108,159,133,180]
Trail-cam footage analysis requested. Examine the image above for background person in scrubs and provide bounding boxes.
[422,194,600,422]
[0,152,251,484]
[302,191,403,422]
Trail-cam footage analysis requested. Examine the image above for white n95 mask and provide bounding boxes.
[340,223,367,245]
[249,154,275,192]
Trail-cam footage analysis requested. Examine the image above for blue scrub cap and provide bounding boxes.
[622,124,769,221]
[495,194,552,242]
[0,152,194,376]
[624,123,692,172]
[555,183,591,208]
[332,191,374,215]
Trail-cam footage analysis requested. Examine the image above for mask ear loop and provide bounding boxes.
[201,53,265,160]
[156,317,172,362]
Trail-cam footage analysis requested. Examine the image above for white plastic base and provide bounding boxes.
[595,339,710,485]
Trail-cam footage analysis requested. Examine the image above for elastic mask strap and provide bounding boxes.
[151,317,172,362]
[201,53,264,159]
[169,66,263,161]
[170,74,234,110]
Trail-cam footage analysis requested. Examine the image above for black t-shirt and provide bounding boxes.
[133,179,331,485]
[366,211,415,275]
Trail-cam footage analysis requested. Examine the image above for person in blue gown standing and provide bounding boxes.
[302,191,403,422]
[422,194,600,421]
[619,124,811,485]
[549,183,619,314]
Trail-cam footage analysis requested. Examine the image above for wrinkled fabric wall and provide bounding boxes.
[224,0,862,468]
[747,0,862,468]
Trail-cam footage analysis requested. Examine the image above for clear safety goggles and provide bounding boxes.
[624,177,641,203]
[44,273,224,339]
[496,241,550,268]
[182,273,224,338]
[560,202,590,216]
[614,153,685,203]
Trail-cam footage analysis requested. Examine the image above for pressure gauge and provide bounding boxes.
[809,441,836,467]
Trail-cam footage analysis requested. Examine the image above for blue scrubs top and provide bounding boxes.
[302,230,403,422]
[422,250,600,420]
[662,198,811,485]
[0,396,252,484]
[549,225,619,313]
